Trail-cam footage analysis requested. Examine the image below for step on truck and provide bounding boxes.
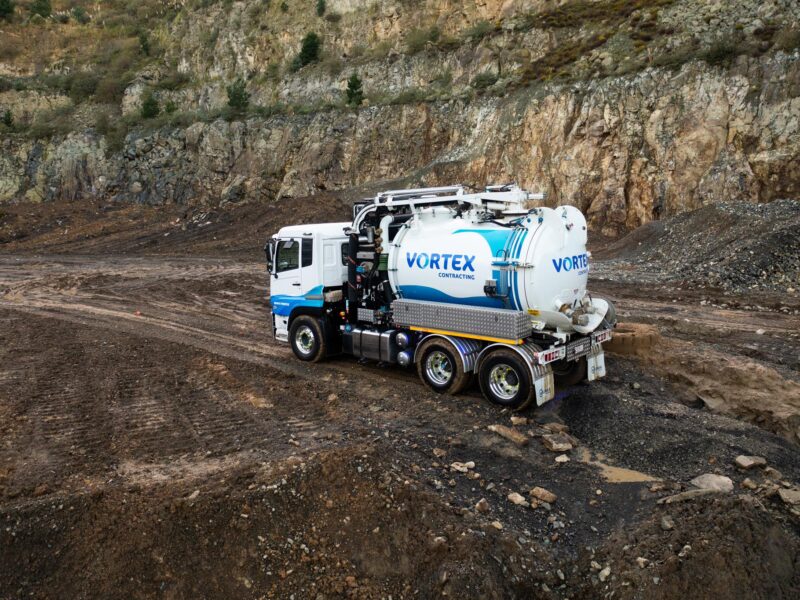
[265,184,615,410]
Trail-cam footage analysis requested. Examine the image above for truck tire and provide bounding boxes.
[551,357,587,388]
[478,349,535,411]
[289,315,327,362]
[416,337,471,395]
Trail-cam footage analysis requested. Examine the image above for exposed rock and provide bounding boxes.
[735,455,767,470]
[661,515,675,531]
[510,416,528,426]
[507,492,529,507]
[555,454,570,464]
[599,566,611,582]
[432,448,447,458]
[487,424,529,447]
[778,489,800,505]
[475,498,490,513]
[541,434,573,453]
[529,486,558,504]
[636,557,650,569]
[450,461,475,473]
[490,521,503,531]
[690,473,734,493]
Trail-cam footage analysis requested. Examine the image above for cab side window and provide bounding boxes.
[276,239,300,272]
[301,238,313,267]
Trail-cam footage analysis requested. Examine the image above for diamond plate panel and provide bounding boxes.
[391,299,531,340]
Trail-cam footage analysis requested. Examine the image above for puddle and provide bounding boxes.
[577,447,659,483]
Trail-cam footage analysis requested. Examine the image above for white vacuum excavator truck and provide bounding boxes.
[265,184,615,410]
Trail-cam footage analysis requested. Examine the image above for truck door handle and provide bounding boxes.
[292,283,301,286]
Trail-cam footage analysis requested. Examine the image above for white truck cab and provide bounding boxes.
[265,222,349,341]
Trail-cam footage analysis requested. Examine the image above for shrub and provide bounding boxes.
[316,0,325,17]
[325,11,341,23]
[280,1,288,12]
[226,77,250,110]
[0,0,13,22]
[703,40,737,67]
[138,32,150,56]
[157,70,191,90]
[29,0,50,18]
[464,20,494,42]
[1,109,12,127]
[94,76,129,104]
[775,27,800,52]
[140,93,159,118]
[405,26,439,54]
[471,71,498,89]
[345,72,363,106]
[292,32,321,70]
[71,6,89,24]
[164,99,177,114]
[67,71,99,103]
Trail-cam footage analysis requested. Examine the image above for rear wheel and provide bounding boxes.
[416,338,471,395]
[551,357,587,388]
[478,349,534,410]
[289,315,327,362]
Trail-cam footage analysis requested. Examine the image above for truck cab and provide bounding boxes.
[265,223,349,341]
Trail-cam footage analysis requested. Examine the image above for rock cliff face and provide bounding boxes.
[0,0,798,234]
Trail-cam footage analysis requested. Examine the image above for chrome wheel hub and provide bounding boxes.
[295,325,315,355]
[488,364,519,400]
[425,350,453,386]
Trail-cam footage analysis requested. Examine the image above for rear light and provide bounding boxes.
[593,329,612,344]
[535,347,566,365]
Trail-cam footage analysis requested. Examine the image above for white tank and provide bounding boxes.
[386,205,609,334]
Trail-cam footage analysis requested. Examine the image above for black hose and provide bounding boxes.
[347,232,359,323]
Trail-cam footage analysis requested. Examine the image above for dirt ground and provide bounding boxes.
[1,199,799,599]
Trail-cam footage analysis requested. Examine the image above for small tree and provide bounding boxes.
[29,0,50,18]
[140,94,159,119]
[0,0,14,21]
[138,32,150,56]
[71,6,89,24]
[165,100,177,114]
[292,32,321,70]
[1,109,12,127]
[345,73,363,107]
[280,1,288,12]
[316,0,325,16]
[226,78,250,110]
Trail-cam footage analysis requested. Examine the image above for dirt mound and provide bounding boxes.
[597,200,800,293]
[0,194,352,259]
[580,495,800,599]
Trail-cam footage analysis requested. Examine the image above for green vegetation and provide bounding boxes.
[775,27,800,52]
[280,1,288,12]
[140,93,160,118]
[405,26,440,54]
[0,0,14,21]
[29,0,50,19]
[524,0,674,30]
[471,71,498,90]
[464,20,495,42]
[71,6,89,24]
[316,0,325,17]
[226,78,250,110]
[703,40,738,67]
[345,73,363,106]
[291,32,321,71]
[1,109,12,127]
[138,32,151,56]
[165,99,177,114]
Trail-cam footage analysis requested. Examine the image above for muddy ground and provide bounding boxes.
[1,199,799,599]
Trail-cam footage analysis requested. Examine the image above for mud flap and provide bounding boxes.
[532,364,555,406]
[587,345,606,381]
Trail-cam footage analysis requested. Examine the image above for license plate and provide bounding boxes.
[567,338,591,360]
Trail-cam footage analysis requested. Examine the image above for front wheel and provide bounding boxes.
[478,349,534,410]
[289,315,327,362]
